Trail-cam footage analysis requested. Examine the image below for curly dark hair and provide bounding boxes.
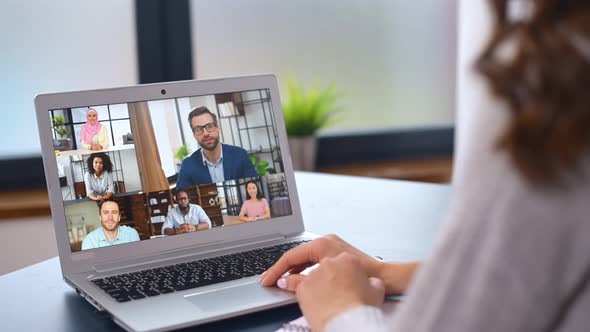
[476,0,590,185]
[87,152,113,174]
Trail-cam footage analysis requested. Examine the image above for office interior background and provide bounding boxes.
[0,0,461,275]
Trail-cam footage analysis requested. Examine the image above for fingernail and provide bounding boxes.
[260,271,267,279]
[277,278,287,289]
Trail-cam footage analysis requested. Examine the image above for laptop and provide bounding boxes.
[34,74,318,331]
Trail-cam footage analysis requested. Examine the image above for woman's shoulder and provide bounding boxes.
[253,198,268,207]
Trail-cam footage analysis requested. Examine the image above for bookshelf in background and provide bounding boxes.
[111,193,150,240]
[197,183,223,227]
[146,190,172,236]
[221,180,241,216]
[215,90,283,174]
[177,186,199,206]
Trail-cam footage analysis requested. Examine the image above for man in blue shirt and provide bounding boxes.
[81,200,140,250]
[177,106,257,189]
[162,190,211,235]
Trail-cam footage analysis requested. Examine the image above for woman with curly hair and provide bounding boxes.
[261,1,590,331]
[84,152,115,201]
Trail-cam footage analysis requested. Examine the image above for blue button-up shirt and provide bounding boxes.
[201,147,224,183]
[81,225,140,250]
[176,144,257,188]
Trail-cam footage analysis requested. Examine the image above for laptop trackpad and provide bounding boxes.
[185,281,294,313]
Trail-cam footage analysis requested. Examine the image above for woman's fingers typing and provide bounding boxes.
[276,274,306,292]
[260,241,317,286]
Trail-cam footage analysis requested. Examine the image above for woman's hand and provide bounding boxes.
[295,253,385,332]
[260,234,384,289]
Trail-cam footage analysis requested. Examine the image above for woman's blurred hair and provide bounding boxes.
[477,0,590,185]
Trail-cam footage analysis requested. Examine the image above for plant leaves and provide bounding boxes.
[282,75,342,136]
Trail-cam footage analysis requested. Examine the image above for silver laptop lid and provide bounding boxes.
[34,74,304,275]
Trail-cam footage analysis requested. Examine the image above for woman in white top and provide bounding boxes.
[261,1,590,331]
[80,108,109,150]
[84,152,115,201]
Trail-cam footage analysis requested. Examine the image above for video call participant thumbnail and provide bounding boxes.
[81,200,140,250]
[176,106,257,188]
[239,181,270,222]
[84,152,115,201]
[162,190,212,235]
[80,107,109,151]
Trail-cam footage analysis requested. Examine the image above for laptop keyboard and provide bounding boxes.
[91,240,309,303]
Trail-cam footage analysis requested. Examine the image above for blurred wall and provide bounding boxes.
[0,0,138,158]
[190,0,458,134]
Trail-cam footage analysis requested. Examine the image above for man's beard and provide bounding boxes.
[102,219,118,232]
[199,135,219,151]
[179,204,190,214]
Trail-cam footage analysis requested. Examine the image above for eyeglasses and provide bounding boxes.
[178,196,189,201]
[192,122,217,135]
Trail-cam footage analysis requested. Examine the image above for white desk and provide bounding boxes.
[0,172,451,331]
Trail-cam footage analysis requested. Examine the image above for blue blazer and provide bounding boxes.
[176,144,258,188]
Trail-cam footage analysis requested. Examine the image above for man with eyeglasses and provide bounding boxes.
[176,106,257,189]
[162,190,211,235]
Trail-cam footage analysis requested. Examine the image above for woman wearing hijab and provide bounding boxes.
[80,108,109,150]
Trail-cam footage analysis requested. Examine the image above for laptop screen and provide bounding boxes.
[48,88,293,253]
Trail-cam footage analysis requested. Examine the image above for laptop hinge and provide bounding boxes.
[92,233,287,274]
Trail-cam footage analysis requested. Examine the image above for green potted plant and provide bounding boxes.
[282,76,341,171]
[249,155,276,176]
[51,114,72,150]
[174,144,190,172]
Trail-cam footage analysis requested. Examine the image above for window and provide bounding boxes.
[49,106,132,150]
